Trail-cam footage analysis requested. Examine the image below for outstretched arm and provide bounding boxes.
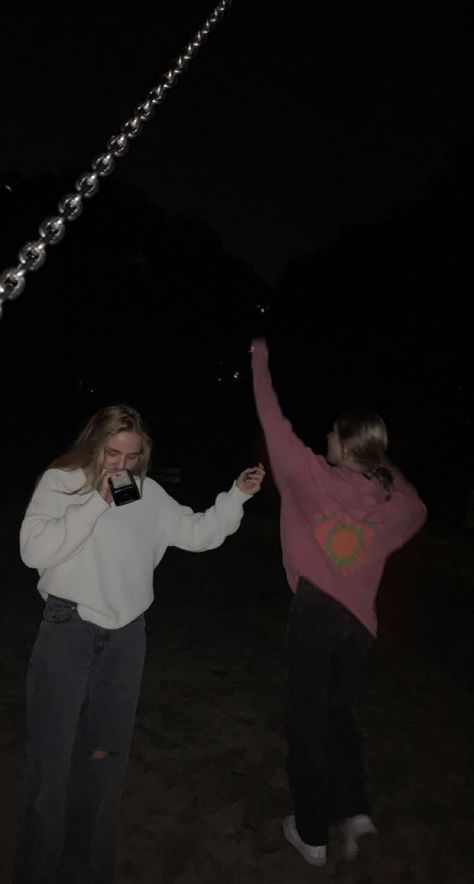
[168,465,264,552]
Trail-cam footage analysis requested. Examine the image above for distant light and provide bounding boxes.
[217,377,223,383]
[90,388,95,394]
[257,304,267,314]
[233,371,240,380]
[3,184,13,193]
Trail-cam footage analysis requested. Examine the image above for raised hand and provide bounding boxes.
[235,463,266,495]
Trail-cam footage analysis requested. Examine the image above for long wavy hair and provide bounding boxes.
[336,409,393,500]
[50,404,152,493]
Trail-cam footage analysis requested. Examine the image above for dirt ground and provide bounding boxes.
[1,489,473,884]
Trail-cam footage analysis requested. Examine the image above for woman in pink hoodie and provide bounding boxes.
[251,339,426,867]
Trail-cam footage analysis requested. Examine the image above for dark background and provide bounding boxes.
[0,0,472,524]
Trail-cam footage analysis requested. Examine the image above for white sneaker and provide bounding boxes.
[340,814,377,860]
[283,815,327,866]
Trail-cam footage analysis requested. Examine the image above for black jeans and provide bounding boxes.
[15,595,146,884]
[287,578,374,846]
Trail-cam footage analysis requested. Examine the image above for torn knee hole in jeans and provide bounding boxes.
[90,749,110,761]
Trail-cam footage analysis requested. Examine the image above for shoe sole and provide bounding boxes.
[283,818,327,867]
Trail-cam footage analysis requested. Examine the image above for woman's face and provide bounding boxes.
[326,425,343,465]
[102,431,143,473]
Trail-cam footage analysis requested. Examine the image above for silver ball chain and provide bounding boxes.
[0,0,232,321]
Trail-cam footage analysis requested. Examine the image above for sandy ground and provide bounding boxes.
[1,491,473,884]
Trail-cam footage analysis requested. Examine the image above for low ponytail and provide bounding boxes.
[336,409,394,501]
[364,463,393,501]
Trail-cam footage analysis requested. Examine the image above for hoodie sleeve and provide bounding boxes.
[20,470,110,570]
[251,339,319,487]
[389,468,427,547]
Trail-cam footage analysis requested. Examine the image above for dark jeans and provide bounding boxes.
[287,578,374,846]
[15,596,146,884]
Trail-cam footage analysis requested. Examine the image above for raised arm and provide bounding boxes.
[251,338,309,483]
[20,470,110,570]
[167,466,264,553]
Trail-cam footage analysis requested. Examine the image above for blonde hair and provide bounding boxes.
[336,409,393,500]
[50,404,152,493]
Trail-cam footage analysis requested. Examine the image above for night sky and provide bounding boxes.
[1,0,471,281]
[0,0,473,515]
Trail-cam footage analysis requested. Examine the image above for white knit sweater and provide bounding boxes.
[20,468,251,629]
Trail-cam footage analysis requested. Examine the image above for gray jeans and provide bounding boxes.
[15,595,146,884]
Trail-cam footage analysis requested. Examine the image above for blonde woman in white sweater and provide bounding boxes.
[16,404,264,884]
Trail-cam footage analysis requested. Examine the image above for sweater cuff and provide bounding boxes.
[229,481,253,503]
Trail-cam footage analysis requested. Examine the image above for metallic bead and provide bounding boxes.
[148,84,165,105]
[0,266,26,300]
[18,241,46,271]
[136,99,154,120]
[75,172,100,198]
[58,193,83,220]
[92,152,115,177]
[38,216,66,245]
[107,133,129,157]
[122,116,142,138]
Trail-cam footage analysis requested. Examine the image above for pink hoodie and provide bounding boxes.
[251,340,427,635]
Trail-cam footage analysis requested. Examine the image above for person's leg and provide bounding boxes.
[14,597,96,884]
[286,581,343,850]
[62,615,146,884]
[326,609,376,859]
[327,609,374,822]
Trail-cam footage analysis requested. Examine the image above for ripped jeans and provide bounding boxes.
[15,595,146,884]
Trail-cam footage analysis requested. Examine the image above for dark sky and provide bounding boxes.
[1,0,472,281]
